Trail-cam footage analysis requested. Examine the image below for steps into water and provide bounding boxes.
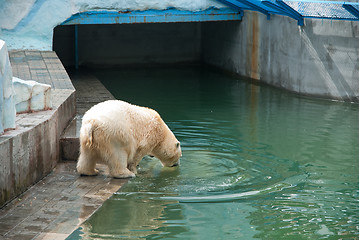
[60,115,82,161]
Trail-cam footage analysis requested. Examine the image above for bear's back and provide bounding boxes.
[83,100,160,133]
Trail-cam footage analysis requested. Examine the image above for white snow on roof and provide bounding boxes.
[0,0,226,50]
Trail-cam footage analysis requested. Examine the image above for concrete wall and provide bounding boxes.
[202,12,359,102]
[54,23,202,67]
[54,13,359,101]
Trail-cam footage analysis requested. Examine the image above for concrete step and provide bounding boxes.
[60,115,82,161]
[60,69,116,161]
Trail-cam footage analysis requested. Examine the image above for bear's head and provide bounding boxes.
[152,134,182,167]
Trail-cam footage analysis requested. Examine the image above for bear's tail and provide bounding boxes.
[81,119,97,148]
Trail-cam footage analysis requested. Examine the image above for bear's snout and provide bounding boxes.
[171,159,180,167]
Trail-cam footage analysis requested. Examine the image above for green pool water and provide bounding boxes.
[71,66,358,239]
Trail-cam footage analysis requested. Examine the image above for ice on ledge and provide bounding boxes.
[0,39,16,134]
[13,77,52,113]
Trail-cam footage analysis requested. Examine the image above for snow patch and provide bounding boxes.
[0,0,226,50]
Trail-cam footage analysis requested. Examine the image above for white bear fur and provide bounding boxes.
[77,100,182,178]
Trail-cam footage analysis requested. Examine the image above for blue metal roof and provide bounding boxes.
[60,8,242,25]
[218,0,359,25]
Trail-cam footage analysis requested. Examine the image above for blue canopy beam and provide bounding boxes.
[275,0,304,25]
[261,0,286,14]
[218,0,359,23]
[262,0,304,25]
[61,8,242,25]
[234,0,271,19]
[343,4,359,19]
[216,0,245,16]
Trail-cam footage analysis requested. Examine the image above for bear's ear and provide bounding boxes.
[176,142,180,148]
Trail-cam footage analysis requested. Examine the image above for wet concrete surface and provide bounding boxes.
[0,162,127,239]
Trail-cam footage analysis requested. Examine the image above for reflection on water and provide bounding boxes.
[69,66,359,239]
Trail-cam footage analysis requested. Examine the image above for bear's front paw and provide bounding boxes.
[111,169,136,179]
[127,163,138,174]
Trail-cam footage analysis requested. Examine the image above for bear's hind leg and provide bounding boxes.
[107,149,135,179]
[77,146,99,176]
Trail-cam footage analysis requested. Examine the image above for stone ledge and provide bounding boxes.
[0,89,75,207]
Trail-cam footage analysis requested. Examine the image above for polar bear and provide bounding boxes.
[76,100,182,178]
